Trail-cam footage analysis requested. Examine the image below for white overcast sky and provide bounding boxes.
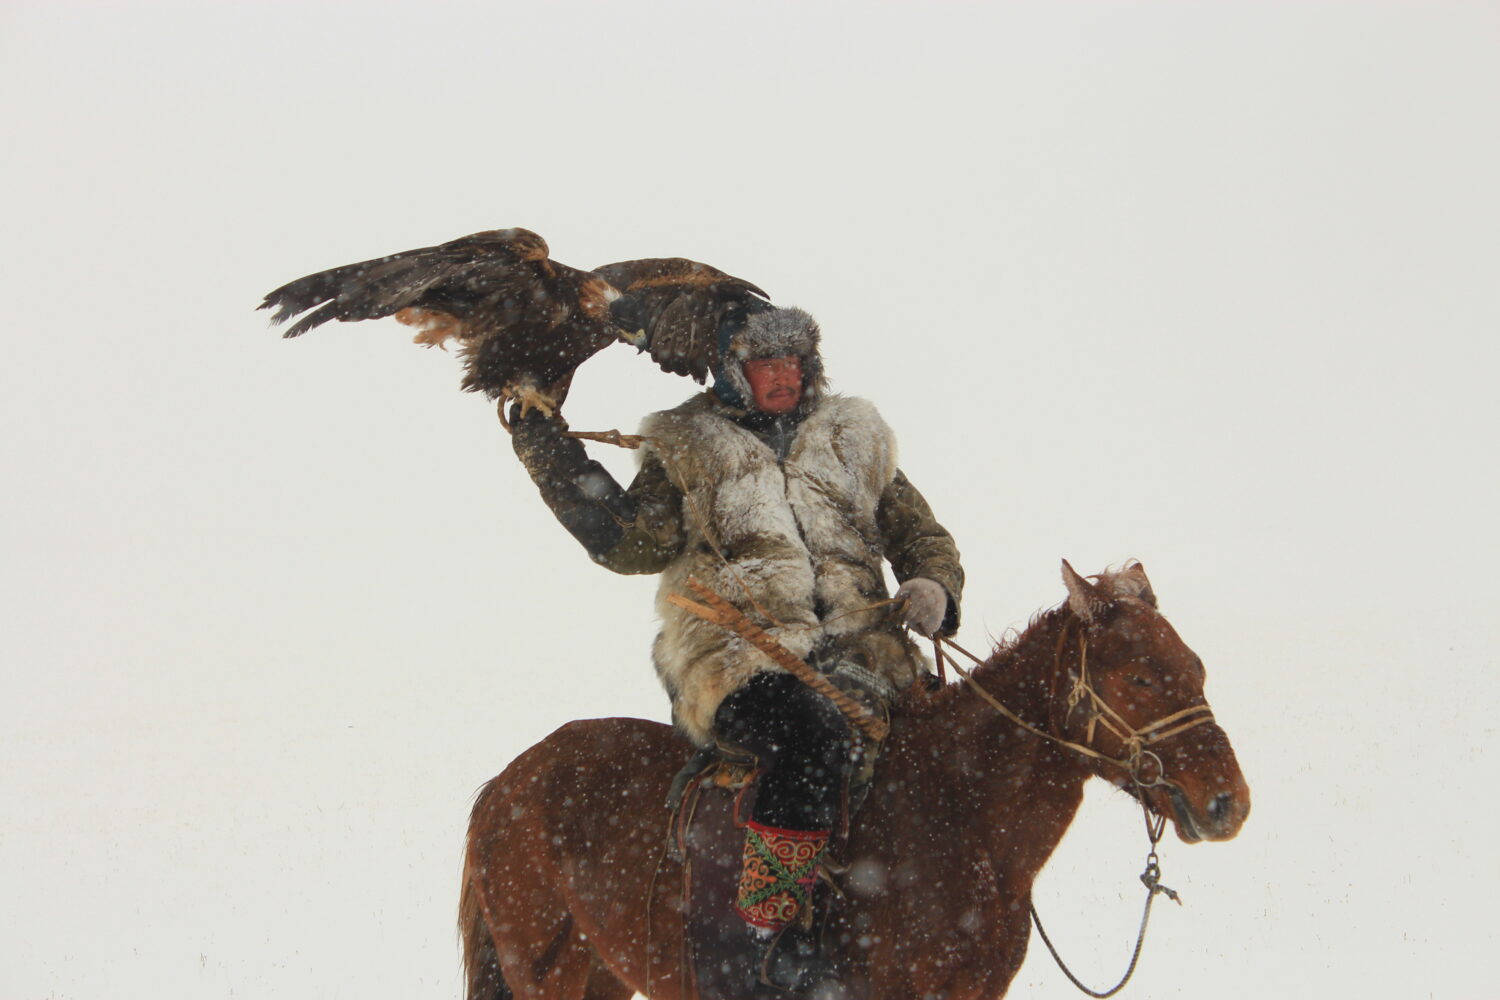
[3,3,1497,998]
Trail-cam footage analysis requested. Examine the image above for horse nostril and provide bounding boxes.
[1207,792,1233,825]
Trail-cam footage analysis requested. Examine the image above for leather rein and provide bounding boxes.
[935,622,1215,787]
[933,623,1218,998]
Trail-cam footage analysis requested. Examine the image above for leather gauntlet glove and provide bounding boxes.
[511,409,635,559]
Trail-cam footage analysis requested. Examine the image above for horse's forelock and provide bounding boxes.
[1092,560,1158,609]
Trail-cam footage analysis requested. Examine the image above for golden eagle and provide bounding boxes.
[259,227,769,417]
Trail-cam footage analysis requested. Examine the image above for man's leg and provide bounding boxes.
[713,672,853,987]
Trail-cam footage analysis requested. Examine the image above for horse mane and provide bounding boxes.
[898,600,1072,719]
[898,562,1148,720]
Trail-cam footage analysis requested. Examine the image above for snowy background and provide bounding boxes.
[4,2,1497,998]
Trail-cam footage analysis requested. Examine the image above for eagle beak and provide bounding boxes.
[617,327,648,351]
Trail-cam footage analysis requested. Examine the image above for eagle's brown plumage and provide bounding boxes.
[592,257,769,383]
[260,228,770,417]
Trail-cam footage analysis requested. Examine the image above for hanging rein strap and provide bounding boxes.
[1027,802,1175,1000]
[934,630,1214,997]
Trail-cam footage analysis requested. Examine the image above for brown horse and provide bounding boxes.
[460,561,1250,1000]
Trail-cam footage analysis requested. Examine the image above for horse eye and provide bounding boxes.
[1128,674,1153,688]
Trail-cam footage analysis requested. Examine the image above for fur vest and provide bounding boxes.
[640,392,928,745]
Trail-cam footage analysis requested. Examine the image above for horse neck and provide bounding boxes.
[890,607,1092,876]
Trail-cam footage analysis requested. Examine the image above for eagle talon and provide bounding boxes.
[511,386,558,421]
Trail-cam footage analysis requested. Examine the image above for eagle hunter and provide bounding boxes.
[260,227,770,418]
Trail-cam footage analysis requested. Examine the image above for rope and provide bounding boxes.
[935,633,1215,781]
[939,642,1131,770]
[931,636,949,685]
[642,817,678,1000]
[667,578,890,742]
[1028,779,1182,998]
[1028,869,1159,998]
[935,629,1197,997]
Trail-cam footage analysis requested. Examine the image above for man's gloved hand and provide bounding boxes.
[894,577,948,636]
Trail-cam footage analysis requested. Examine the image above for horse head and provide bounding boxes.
[1057,559,1251,843]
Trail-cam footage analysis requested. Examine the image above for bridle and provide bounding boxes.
[936,619,1217,789]
[1053,623,1217,788]
[933,617,1220,998]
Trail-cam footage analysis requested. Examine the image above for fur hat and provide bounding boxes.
[710,305,827,413]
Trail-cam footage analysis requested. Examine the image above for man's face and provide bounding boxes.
[743,355,803,414]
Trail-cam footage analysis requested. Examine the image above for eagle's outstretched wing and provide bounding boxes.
[260,228,618,414]
[261,229,559,336]
[260,228,771,415]
[592,258,770,383]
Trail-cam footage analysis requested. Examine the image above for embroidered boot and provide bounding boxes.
[733,821,840,992]
[733,821,828,931]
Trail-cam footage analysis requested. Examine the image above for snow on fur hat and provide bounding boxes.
[710,305,827,412]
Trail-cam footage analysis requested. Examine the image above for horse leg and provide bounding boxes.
[463,847,596,1000]
[501,912,606,1000]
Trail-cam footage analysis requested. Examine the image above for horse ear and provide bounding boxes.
[1061,559,1108,623]
[1113,560,1158,608]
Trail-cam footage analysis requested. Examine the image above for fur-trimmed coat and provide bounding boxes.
[596,391,963,746]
